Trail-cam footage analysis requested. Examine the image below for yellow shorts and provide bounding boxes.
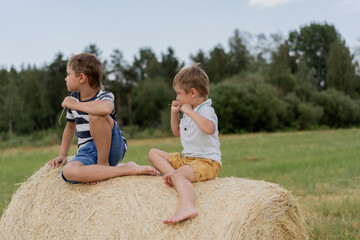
[168,152,221,182]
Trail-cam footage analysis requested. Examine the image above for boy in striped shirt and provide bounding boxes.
[48,53,156,184]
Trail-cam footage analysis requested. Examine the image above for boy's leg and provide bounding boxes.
[62,160,157,183]
[89,114,115,165]
[85,114,113,184]
[148,148,175,174]
[89,114,113,165]
[163,165,198,224]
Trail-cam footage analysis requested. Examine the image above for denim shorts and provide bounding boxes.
[62,124,127,183]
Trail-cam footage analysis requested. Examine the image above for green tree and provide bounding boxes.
[83,44,103,58]
[14,66,49,133]
[0,69,8,132]
[287,22,341,89]
[294,59,317,101]
[0,68,25,136]
[326,41,357,96]
[133,48,159,82]
[45,53,68,127]
[206,45,232,83]
[190,49,207,65]
[249,33,270,73]
[283,93,323,130]
[109,49,138,125]
[191,45,232,83]
[146,57,162,80]
[132,78,173,127]
[211,75,288,133]
[160,47,182,86]
[313,89,360,127]
[228,29,251,74]
[267,44,296,95]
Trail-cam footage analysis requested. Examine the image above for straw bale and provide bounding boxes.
[0,164,308,240]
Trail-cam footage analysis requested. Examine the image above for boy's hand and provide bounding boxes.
[61,96,78,109]
[48,155,67,169]
[180,104,193,115]
[171,100,181,112]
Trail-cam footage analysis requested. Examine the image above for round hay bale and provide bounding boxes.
[0,164,308,240]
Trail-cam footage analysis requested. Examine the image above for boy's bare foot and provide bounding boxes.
[124,161,157,176]
[163,173,173,187]
[163,206,198,224]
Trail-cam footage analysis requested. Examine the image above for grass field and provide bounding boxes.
[1,128,359,239]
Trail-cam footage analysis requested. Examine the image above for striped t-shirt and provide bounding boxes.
[66,90,122,149]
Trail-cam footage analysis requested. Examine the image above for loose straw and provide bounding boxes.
[58,107,66,125]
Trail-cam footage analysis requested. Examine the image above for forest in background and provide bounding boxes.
[1,22,360,143]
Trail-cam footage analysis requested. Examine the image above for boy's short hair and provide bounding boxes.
[68,53,103,90]
[173,63,209,98]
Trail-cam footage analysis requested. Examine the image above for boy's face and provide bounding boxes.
[174,84,193,106]
[65,65,81,92]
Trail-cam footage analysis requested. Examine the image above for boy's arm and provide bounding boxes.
[59,121,76,157]
[171,101,181,136]
[48,121,76,168]
[62,97,114,116]
[181,104,215,135]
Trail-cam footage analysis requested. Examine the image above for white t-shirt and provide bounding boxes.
[180,99,222,165]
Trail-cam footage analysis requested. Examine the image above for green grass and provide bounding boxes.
[1,129,360,239]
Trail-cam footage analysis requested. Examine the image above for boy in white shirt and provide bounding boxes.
[148,63,221,224]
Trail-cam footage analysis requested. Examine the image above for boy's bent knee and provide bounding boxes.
[89,114,114,130]
[169,170,185,181]
[148,148,159,160]
[62,165,80,182]
[89,114,106,122]
[170,165,195,182]
[148,148,158,156]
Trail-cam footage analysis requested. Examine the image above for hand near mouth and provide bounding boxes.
[171,100,181,112]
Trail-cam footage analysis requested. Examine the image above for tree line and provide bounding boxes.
[0,22,359,139]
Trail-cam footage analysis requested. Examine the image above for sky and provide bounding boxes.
[1,0,360,69]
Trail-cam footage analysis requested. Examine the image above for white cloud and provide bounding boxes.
[248,0,299,8]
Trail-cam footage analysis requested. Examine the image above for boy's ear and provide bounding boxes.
[190,88,198,97]
[79,73,87,83]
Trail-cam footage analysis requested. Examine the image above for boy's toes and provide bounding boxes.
[163,174,173,186]
[148,166,157,175]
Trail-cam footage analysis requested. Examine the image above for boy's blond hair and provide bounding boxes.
[173,63,209,98]
[68,53,103,90]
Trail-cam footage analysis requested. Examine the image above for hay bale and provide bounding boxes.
[0,164,308,240]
